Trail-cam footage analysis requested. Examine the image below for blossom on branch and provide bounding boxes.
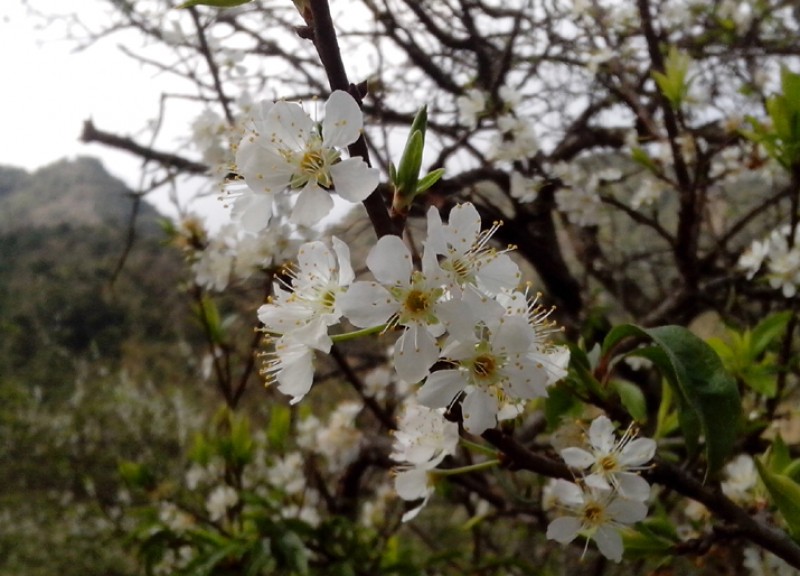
[558,415,655,502]
[235,90,379,228]
[546,479,647,563]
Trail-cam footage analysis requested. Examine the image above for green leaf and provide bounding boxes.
[741,364,777,398]
[602,324,741,474]
[652,46,692,107]
[767,434,792,474]
[751,311,793,356]
[415,168,445,194]
[755,458,800,539]
[646,326,741,474]
[622,523,676,560]
[612,379,648,422]
[395,130,424,194]
[178,0,252,8]
[630,146,660,173]
[118,460,156,489]
[544,381,582,430]
[197,294,224,344]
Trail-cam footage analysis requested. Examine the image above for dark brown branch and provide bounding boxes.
[307,0,398,238]
[80,119,209,174]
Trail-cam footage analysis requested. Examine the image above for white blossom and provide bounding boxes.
[558,415,655,502]
[546,480,647,563]
[206,485,238,522]
[235,90,379,228]
[456,88,486,129]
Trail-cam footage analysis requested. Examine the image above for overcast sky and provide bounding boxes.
[1,2,222,221]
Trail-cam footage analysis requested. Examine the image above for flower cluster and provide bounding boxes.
[738,224,800,298]
[547,415,655,562]
[258,202,569,430]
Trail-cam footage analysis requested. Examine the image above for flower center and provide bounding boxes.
[404,289,429,315]
[471,353,497,380]
[598,454,618,472]
[288,139,339,189]
[583,502,605,526]
[320,289,337,311]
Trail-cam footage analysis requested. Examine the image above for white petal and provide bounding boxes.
[236,134,294,191]
[417,370,466,408]
[493,315,535,355]
[504,358,549,399]
[425,206,448,255]
[395,467,430,501]
[559,447,595,470]
[267,100,315,150]
[297,241,335,282]
[461,389,498,434]
[588,415,616,454]
[476,254,521,295]
[291,184,334,226]
[551,479,585,507]
[607,496,648,524]
[615,473,652,502]
[331,236,355,286]
[232,189,273,233]
[394,324,440,383]
[276,348,315,404]
[339,281,396,327]
[546,517,582,544]
[444,202,481,254]
[322,90,363,147]
[594,525,624,562]
[585,473,613,492]
[367,235,412,286]
[620,437,656,467]
[331,158,379,201]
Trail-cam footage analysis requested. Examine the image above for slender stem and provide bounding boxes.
[330,324,388,343]
[433,459,501,477]
[460,438,499,457]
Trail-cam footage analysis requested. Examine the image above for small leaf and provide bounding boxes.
[652,46,692,107]
[603,324,741,474]
[751,311,793,356]
[415,168,445,194]
[612,379,648,423]
[755,458,800,539]
[631,146,660,173]
[544,381,582,430]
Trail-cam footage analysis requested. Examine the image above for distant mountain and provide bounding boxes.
[0,157,162,235]
[0,158,189,399]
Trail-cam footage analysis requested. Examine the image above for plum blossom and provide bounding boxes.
[739,225,800,297]
[417,303,560,435]
[558,415,655,502]
[260,336,316,404]
[546,480,647,562]
[392,402,459,521]
[456,88,486,129]
[258,236,354,352]
[206,485,238,522]
[340,235,446,383]
[425,202,520,297]
[510,171,541,204]
[721,454,758,504]
[235,90,379,228]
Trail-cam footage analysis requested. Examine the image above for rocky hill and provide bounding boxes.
[0,157,161,235]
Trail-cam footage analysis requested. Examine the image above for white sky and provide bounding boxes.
[0,1,223,222]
